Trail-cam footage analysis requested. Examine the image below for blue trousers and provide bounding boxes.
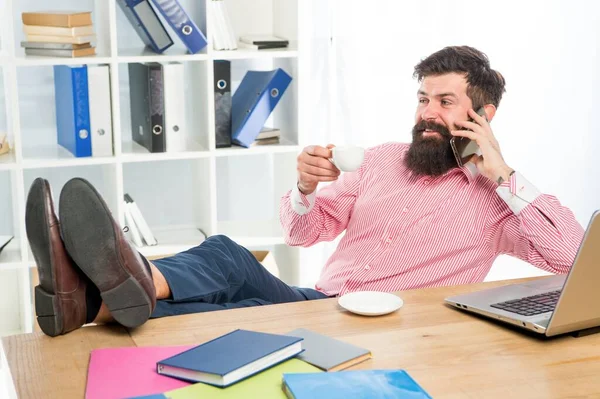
[151,235,329,318]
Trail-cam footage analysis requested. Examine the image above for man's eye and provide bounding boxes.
[441,100,452,105]
[419,98,427,104]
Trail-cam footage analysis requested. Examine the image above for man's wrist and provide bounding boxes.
[496,166,515,185]
[297,181,316,195]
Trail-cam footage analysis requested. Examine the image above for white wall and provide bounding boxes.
[297,0,600,285]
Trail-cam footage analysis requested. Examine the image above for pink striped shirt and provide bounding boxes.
[279,142,584,296]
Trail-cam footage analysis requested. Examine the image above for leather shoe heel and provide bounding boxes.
[59,178,156,328]
[26,178,101,337]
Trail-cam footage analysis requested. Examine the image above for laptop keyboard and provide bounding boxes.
[490,290,561,316]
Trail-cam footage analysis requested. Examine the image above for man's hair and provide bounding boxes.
[413,46,506,109]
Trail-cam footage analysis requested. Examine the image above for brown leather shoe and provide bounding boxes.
[59,178,156,328]
[26,178,101,337]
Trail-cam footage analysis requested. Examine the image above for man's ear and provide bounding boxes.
[483,104,497,122]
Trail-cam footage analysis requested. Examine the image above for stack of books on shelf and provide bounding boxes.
[238,35,289,51]
[251,127,281,146]
[209,0,237,50]
[20,11,96,58]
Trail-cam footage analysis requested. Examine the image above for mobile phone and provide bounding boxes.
[450,107,487,167]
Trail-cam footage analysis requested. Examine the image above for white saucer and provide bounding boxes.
[338,291,404,316]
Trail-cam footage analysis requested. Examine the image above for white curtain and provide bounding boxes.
[298,0,600,286]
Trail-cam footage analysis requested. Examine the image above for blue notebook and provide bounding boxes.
[54,65,92,158]
[157,329,303,387]
[231,68,292,148]
[282,370,433,399]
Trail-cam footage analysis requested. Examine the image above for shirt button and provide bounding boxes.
[423,180,430,185]
[364,265,371,270]
[402,207,408,213]
[385,237,392,243]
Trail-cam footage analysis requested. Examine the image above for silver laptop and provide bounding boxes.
[445,210,600,337]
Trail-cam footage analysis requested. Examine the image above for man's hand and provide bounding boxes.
[297,144,340,195]
[451,108,513,184]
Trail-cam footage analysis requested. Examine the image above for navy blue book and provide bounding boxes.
[54,65,92,158]
[156,329,303,387]
[282,369,433,399]
[231,68,292,148]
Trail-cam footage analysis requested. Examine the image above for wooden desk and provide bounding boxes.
[3,278,600,398]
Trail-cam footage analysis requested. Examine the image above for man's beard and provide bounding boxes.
[405,120,457,177]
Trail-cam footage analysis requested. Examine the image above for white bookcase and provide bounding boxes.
[0,0,303,336]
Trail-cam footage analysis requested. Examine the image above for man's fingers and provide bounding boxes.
[300,164,340,178]
[468,108,489,126]
[451,129,479,141]
[304,145,332,159]
[301,153,338,170]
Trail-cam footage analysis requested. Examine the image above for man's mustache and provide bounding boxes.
[413,120,452,140]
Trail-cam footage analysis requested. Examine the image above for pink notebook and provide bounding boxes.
[85,345,194,399]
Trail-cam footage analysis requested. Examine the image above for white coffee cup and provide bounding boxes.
[330,146,365,172]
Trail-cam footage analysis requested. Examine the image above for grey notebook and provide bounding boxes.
[286,328,372,371]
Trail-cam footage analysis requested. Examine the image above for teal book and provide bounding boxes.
[282,369,433,399]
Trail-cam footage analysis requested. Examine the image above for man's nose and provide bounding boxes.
[421,104,440,121]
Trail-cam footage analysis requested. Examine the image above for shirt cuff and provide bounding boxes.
[290,183,316,215]
[495,171,542,215]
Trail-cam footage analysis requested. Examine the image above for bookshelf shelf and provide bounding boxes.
[21,145,116,169]
[13,54,113,67]
[116,52,210,64]
[210,46,299,60]
[120,140,211,163]
[0,0,302,337]
[214,139,300,157]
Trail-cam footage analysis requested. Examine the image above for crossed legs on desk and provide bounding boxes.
[26,177,327,336]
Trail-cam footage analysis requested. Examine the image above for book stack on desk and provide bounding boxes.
[20,11,96,58]
[85,328,381,398]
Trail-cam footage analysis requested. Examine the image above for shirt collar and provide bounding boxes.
[438,163,478,183]
[460,162,479,183]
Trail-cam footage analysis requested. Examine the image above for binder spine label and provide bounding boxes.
[149,66,166,152]
[73,67,92,157]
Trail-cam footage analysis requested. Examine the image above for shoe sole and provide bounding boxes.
[26,179,62,337]
[59,178,152,328]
